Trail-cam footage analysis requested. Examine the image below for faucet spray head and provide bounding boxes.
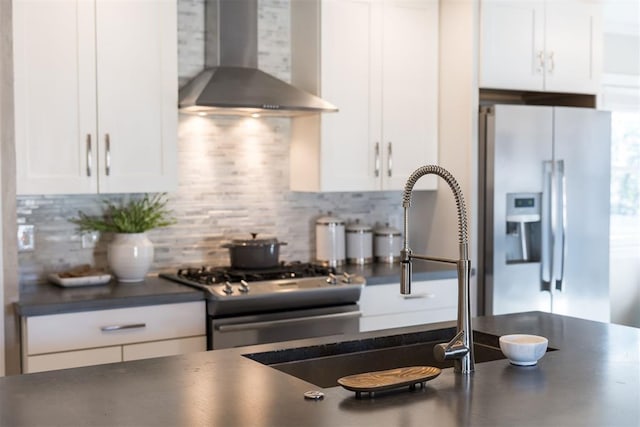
[400,248,412,295]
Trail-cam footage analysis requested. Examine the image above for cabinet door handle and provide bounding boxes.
[547,51,555,74]
[86,134,92,177]
[105,133,111,176]
[387,142,393,177]
[215,311,361,332]
[100,323,146,332]
[374,142,380,177]
[536,50,545,74]
[401,293,435,300]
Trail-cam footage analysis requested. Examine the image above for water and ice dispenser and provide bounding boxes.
[505,193,541,263]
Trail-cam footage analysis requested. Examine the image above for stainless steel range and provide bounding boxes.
[160,263,364,350]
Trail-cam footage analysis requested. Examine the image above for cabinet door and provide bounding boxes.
[122,336,206,361]
[25,302,205,355]
[25,346,121,374]
[14,0,177,196]
[318,0,379,191]
[359,279,457,332]
[544,1,601,94]
[381,0,439,191]
[95,0,177,193]
[479,0,545,91]
[13,0,98,195]
[291,0,439,192]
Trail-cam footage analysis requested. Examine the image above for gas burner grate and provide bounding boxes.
[176,262,336,284]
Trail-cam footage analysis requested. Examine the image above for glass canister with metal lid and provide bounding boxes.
[346,220,373,265]
[374,223,402,263]
[315,213,346,267]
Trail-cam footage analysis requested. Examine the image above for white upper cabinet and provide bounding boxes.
[13,0,177,195]
[290,0,439,192]
[479,0,602,94]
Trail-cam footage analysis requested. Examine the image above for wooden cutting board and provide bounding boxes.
[337,366,441,395]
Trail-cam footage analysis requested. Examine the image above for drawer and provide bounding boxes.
[360,279,457,316]
[359,307,457,332]
[25,346,122,373]
[25,301,205,355]
[123,336,206,361]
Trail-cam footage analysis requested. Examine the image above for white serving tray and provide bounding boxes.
[48,273,112,287]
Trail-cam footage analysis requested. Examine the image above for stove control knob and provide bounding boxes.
[223,282,233,295]
[326,273,337,285]
[239,280,250,293]
[342,272,353,284]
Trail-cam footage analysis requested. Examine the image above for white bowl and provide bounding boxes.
[499,334,548,366]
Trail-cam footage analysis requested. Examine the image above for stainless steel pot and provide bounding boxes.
[222,233,287,269]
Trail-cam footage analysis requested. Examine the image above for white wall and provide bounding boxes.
[602,0,640,328]
[1,0,20,376]
[409,0,479,314]
[0,0,10,376]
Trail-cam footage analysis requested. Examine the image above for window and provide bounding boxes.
[610,111,640,217]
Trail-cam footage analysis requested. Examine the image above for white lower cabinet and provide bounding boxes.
[123,336,205,362]
[26,347,122,373]
[359,279,458,332]
[21,301,206,374]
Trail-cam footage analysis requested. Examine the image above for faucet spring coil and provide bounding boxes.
[401,165,469,245]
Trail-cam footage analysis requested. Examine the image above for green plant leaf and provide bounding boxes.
[70,193,176,233]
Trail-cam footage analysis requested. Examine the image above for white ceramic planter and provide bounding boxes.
[107,232,154,283]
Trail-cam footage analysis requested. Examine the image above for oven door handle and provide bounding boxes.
[215,311,362,333]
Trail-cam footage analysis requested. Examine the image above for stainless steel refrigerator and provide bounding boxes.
[478,104,611,322]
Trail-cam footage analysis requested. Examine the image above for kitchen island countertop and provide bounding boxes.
[0,311,637,426]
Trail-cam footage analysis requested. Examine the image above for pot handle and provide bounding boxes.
[246,233,288,246]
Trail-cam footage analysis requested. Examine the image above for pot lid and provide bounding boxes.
[230,233,280,246]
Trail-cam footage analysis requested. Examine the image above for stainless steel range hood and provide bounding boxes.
[179,0,337,117]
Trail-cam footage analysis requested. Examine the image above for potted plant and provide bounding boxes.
[72,193,176,283]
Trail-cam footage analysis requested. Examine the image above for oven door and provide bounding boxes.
[210,304,361,350]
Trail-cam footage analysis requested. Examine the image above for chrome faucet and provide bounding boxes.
[400,165,474,374]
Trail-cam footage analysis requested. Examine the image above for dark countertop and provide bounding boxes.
[1,312,637,426]
[16,276,204,316]
[16,264,456,316]
[343,262,456,285]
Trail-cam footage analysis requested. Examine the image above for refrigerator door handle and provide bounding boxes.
[554,160,566,291]
[541,161,553,292]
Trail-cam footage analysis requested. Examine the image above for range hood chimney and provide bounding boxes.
[179,0,337,117]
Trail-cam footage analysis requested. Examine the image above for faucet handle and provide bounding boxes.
[434,330,469,361]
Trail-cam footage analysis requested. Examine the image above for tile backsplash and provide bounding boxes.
[16,0,404,285]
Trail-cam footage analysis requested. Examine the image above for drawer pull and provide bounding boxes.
[401,293,435,300]
[100,323,146,332]
[86,134,92,177]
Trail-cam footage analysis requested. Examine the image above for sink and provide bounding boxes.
[244,327,512,388]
